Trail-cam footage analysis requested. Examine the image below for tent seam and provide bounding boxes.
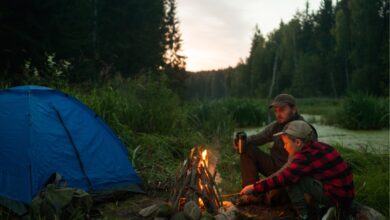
[51,105,94,191]
[27,89,33,201]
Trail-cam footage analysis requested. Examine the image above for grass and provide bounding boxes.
[297,98,342,116]
[336,94,389,129]
[0,77,388,218]
[337,144,389,216]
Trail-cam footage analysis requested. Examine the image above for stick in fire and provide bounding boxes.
[169,147,223,214]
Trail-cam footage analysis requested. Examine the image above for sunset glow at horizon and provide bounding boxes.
[177,0,324,72]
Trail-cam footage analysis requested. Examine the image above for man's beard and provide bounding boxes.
[277,112,295,124]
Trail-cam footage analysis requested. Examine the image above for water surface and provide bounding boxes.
[239,115,389,153]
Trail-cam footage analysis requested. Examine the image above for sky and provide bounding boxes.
[176,0,324,72]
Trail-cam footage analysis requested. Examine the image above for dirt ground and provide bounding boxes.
[93,191,297,220]
[237,204,296,220]
[93,190,171,219]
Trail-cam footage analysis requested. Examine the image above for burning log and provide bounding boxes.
[170,147,223,214]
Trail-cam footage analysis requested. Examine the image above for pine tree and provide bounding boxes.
[349,0,387,95]
[315,0,337,96]
[334,0,352,94]
[163,0,186,70]
[163,0,187,93]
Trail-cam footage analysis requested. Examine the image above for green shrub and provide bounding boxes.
[222,98,267,127]
[187,98,267,134]
[70,74,186,136]
[298,98,342,116]
[187,101,236,139]
[336,93,389,129]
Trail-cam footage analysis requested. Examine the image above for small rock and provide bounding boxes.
[200,211,214,220]
[183,201,201,220]
[200,216,214,220]
[216,204,238,220]
[356,204,385,220]
[214,214,229,220]
[139,204,159,217]
[171,211,186,220]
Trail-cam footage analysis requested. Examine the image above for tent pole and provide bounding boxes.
[52,106,94,190]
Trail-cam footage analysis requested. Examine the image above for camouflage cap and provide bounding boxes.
[273,120,313,141]
[269,94,296,108]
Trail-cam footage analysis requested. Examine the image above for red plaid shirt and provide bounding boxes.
[253,141,354,206]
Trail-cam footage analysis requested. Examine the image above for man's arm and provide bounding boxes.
[246,121,277,146]
[253,152,313,193]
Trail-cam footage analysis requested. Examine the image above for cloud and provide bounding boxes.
[177,0,323,71]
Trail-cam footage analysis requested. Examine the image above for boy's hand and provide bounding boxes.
[240,184,254,196]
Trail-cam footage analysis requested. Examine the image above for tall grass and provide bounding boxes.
[298,98,342,116]
[222,98,268,127]
[69,75,186,136]
[0,76,388,217]
[335,144,389,216]
[187,101,236,140]
[187,98,268,132]
[336,93,389,129]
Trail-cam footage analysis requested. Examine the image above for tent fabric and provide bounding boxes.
[0,85,142,205]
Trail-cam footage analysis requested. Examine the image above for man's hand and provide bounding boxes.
[240,184,255,196]
[233,133,240,150]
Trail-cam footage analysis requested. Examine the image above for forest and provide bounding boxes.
[186,0,389,99]
[0,0,185,88]
[0,0,388,99]
[0,0,389,219]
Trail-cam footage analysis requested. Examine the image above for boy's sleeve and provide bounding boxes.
[253,152,313,193]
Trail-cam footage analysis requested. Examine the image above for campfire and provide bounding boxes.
[169,147,223,214]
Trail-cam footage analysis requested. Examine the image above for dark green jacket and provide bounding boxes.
[247,114,318,167]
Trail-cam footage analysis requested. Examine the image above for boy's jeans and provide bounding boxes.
[287,177,332,215]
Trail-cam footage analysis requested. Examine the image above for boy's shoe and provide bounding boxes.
[321,207,336,220]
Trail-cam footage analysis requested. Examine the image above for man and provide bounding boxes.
[240,121,355,219]
[236,94,317,204]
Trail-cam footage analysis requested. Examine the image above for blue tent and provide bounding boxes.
[0,85,142,206]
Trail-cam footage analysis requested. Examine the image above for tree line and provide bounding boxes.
[0,0,185,86]
[186,0,389,99]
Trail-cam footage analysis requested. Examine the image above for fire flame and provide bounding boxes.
[201,149,208,167]
[197,149,209,209]
[198,198,204,208]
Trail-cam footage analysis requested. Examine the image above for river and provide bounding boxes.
[238,114,389,153]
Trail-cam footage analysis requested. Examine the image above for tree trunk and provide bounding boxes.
[267,49,278,123]
[344,57,349,87]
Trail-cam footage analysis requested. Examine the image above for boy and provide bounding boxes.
[240,121,355,219]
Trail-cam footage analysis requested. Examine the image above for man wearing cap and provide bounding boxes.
[240,121,355,219]
[236,94,317,204]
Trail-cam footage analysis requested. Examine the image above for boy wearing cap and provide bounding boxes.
[240,121,355,219]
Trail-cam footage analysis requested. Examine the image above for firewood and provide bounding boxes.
[170,146,223,214]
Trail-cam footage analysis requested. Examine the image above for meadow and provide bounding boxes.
[70,77,389,217]
[0,76,388,218]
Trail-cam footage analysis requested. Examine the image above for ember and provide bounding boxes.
[170,147,223,214]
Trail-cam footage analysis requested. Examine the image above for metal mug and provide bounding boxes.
[234,132,247,154]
